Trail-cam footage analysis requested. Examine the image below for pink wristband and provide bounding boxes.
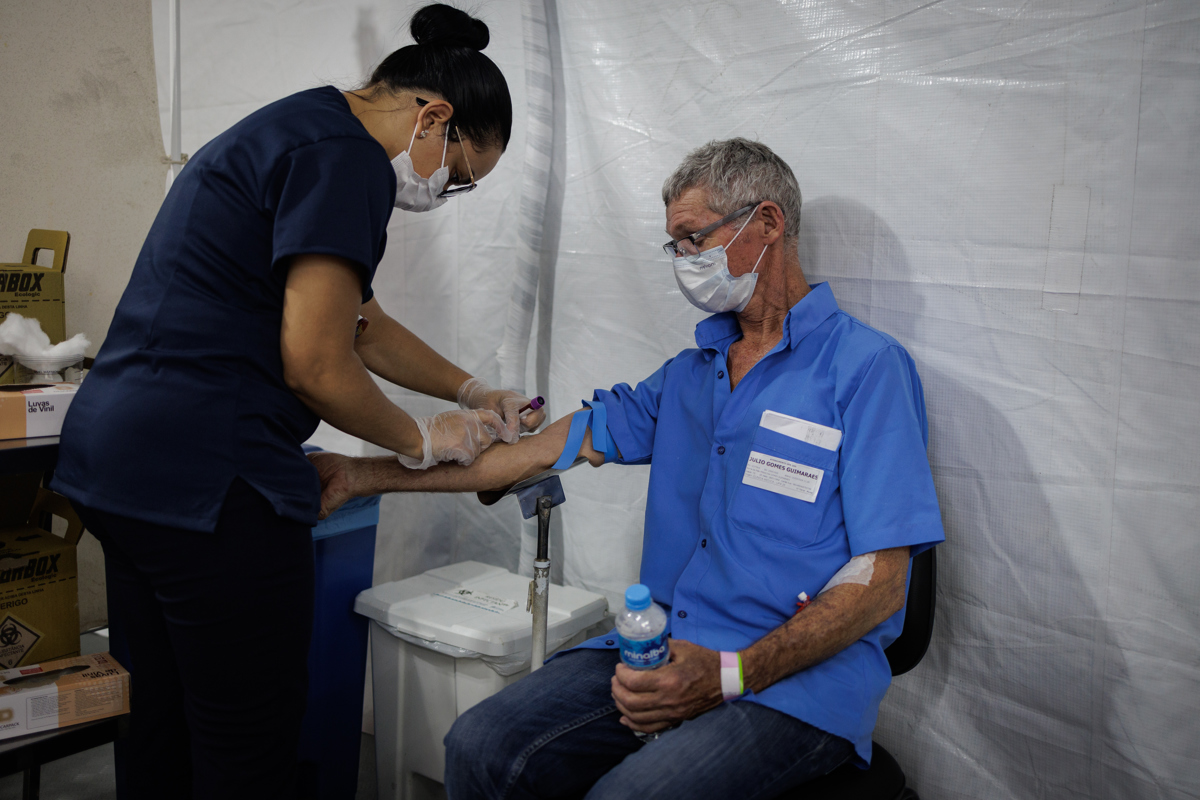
[720,651,743,701]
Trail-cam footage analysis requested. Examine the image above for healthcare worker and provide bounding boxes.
[51,5,539,798]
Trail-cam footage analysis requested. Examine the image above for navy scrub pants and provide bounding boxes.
[76,478,314,800]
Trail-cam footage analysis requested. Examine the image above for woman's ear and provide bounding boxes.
[417,98,455,134]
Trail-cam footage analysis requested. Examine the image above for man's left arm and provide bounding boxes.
[611,546,910,732]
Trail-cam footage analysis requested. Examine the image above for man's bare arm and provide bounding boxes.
[311,409,604,518]
[740,545,910,692]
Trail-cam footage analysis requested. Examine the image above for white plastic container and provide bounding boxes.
[355,561,608,800]
[13,354,84,384]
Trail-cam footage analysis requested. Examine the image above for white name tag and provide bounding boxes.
[742,451,824,503]
[759,410,842,451]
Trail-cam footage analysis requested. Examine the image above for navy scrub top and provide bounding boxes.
[53,86,395,532]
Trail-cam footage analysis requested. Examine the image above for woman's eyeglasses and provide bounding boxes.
[414,98,477,199]
[439,125,476,199]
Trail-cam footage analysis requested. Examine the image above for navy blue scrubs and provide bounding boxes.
[55,86,393,529]
[52,87,394,799]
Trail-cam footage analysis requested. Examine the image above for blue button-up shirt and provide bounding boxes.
[572,283,945,766]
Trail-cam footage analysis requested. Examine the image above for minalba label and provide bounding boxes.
[619,631,670,670]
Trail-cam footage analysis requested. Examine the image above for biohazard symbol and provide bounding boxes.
[0,616,40,669]
[0,625,19,647]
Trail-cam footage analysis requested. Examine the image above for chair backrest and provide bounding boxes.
[883,547,937,676]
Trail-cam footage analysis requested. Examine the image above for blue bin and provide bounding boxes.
[297,489,381,800]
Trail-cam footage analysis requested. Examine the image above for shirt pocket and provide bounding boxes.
[729,425,840,549]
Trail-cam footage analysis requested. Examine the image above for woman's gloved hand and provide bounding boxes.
[456,377,547,443]
[396,408,506,470]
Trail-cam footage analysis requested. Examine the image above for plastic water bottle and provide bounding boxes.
[616,584,669,670]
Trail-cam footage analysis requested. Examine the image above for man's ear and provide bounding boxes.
[757,201,786,245]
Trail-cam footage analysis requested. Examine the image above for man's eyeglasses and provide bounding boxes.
[662,203,759,258]
[414,98,477,199]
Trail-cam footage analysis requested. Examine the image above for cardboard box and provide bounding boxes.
[0,384,77,441]
[1,230,70,385]
[0,488,83,670]
[0,652,129,740]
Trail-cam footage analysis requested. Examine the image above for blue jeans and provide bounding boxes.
[444,649,853,800]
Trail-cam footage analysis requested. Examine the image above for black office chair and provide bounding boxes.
[776,547,937,800]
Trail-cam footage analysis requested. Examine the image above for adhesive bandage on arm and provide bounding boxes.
[818,552,877,594]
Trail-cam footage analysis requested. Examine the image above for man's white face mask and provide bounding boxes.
[672,208,768,314]
[391,119,450,212]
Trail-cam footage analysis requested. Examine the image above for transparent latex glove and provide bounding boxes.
[396,408,505,470]
[456,377,547,443]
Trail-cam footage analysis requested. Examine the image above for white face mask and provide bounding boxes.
[391,120,450,212]
[672,213,768,314]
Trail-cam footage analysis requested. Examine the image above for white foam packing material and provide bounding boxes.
[152,1,1198,796]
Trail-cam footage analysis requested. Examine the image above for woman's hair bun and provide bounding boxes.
[410,4,490,51]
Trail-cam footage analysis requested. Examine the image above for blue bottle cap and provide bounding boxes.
[625,583,651,611]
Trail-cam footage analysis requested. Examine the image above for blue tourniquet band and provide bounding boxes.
[551,408,592,470]
[549,403,619,471]
[584,400,619,464]
[586,401,606,454]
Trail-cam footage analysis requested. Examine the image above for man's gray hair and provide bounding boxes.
[662,138,802,239]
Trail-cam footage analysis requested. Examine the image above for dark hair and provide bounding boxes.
[368,4,512,151]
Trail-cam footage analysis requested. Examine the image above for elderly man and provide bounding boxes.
[313,138,944,798]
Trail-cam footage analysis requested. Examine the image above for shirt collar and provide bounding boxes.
[693,282,840,353]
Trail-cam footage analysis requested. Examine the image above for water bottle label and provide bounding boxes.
[619,632,670,669]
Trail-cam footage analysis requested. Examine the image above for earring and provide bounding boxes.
[419,130,428,139]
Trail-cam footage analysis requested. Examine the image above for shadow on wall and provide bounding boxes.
[354,7,387,84]
[799,197,1126,799]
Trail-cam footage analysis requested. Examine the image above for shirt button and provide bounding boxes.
[606,640,614,646]
[717,371,725,379]
[701,539,707,548]
[717,446,726,455]
[677,610,687,619]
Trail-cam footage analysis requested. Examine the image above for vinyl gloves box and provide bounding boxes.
[0,383,77,441]
[0,652,130,740]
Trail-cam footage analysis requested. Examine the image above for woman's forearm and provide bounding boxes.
[287,353,425,459]
[354,297,472,402]
[282,257,425,458]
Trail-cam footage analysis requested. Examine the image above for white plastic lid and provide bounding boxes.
[354,561,609,657]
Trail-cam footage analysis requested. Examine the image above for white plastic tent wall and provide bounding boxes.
[150,1,1199,797]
